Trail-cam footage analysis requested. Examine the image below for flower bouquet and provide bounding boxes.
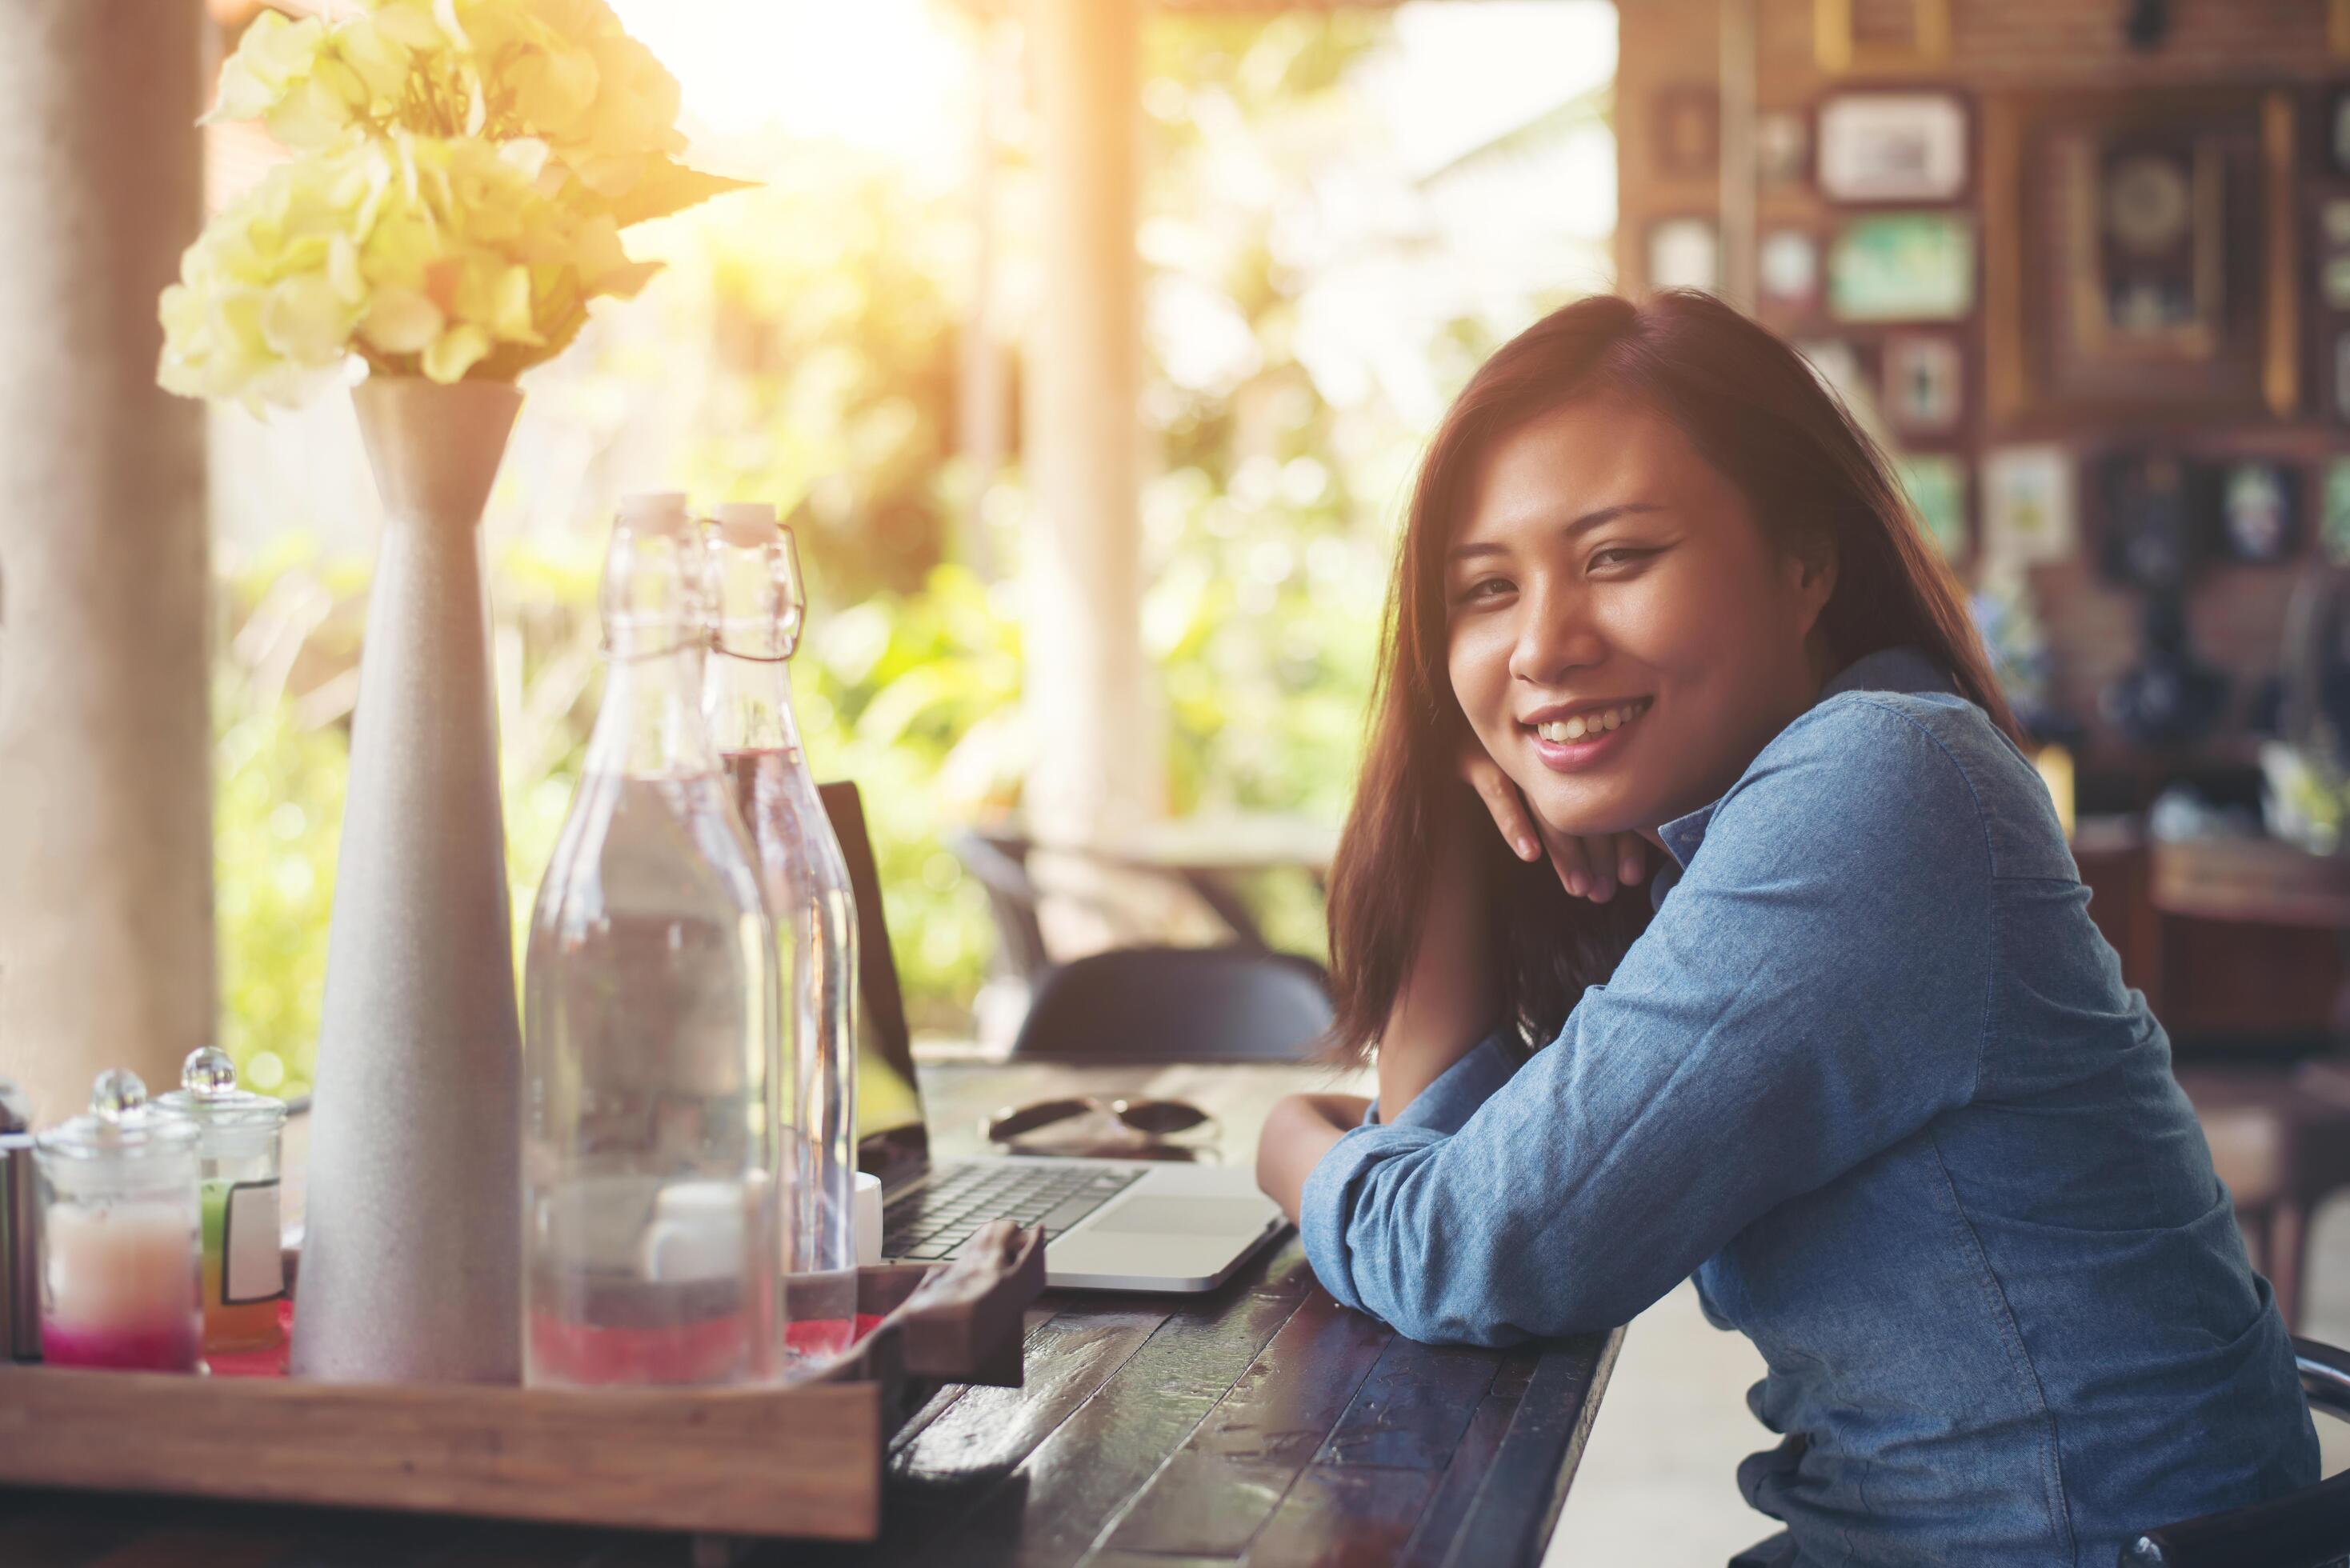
[160,0,744,408]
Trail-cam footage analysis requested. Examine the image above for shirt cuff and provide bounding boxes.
[1298,1119,1443,1316]
[1383,1030,1525,1135]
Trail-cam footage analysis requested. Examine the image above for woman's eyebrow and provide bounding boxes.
[1449,502,1665,561]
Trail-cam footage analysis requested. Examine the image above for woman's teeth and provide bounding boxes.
[1535,700,1649,743]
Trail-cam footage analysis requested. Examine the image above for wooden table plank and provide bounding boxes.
[1095,1289,1393,1558]
[1316,1336,1507,1471]
[776,1308,1174,1566]
[896,1236,1323,1568]
[1435,1331,1623,1568]
[1241,1466,1441,1568]
[1393,1353,1541,1568]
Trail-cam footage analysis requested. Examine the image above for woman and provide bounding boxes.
[1255,291,2317,1566]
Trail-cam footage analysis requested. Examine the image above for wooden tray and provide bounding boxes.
[0,1222,1046,1544]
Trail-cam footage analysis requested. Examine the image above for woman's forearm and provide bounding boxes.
[1256,1093,1371,1219]
[1375,802,1501,1119]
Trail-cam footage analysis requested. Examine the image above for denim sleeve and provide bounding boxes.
[1299,700,1994,1346]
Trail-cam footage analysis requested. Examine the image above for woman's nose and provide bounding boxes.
[1508,579,1606,686]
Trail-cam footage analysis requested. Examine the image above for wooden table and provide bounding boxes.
[2,1061,1621,1568]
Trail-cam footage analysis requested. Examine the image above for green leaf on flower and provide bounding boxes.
[600,158,758,227]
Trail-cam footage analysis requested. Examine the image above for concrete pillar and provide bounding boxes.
[0,1,212,1128]
[1718,0,1759,309]
[1019,0,1159,850]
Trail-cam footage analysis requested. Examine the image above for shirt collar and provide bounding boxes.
[1650,645,1957,886]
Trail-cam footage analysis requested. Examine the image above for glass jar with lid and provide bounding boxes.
[156,1047,288,1355]
[33,1070,203,1371]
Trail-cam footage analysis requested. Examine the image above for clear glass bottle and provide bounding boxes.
[522,492,784,1388]
[703,503,860,1370]
[33,1070,203,1372]
[155,1047,287,1356]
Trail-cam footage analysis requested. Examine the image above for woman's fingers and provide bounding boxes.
[1579,832,1619,903]
[1546,830,1594,899]
[1463,754,1541,862]
[1455,746,1650,902]
[1615,832,1647,889]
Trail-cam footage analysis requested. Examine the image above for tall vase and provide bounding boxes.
[290,376,523,1384]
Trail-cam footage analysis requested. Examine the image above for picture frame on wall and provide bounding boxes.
[1758,111,1810,186]
[2323,198,2350,249]
[1654,85,1719,181]
[1813,0,1951,74]
[1883,335,1964,433]
[2073,137,2224,358]
[2324,460,2350,566]
[1828,214,1975,322]
[1982,88,2299,425]
[2096,451,2199,590]
[1895,454,1968,560]
[2209,461,2301,565]
[1759,230,1820,310]
[1647,216,1721,294]
[1981,445,2077,566]
[1817,94,1968,202]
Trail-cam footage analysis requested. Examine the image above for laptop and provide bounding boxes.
[819,782,1290,1292]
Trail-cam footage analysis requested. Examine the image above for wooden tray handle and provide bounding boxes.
[828,1222,1043,1390]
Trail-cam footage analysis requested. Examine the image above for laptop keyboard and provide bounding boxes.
[882,1162,1144,1260]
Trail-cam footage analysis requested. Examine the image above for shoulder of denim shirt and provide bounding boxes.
[1657,646,2067,884]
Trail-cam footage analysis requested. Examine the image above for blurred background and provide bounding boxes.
[6,0,2350,1555]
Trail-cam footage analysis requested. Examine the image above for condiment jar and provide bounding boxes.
[156,1048,289,1355]
[32,1070,203,1372]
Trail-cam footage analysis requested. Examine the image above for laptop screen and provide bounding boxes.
[815,781,932,1193]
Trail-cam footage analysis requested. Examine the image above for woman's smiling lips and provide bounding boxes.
[1519,697,1652,772]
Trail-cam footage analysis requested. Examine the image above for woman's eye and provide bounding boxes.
[1453,577,1512,605]
[1588,546,1657,572]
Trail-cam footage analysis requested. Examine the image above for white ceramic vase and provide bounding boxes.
[289,376,523,1384]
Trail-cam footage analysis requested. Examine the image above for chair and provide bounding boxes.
[948,827,1055,985]
[1007,944,1334,1064]
[2120,1336,2350,1566]
[2172,1062,2350,1333]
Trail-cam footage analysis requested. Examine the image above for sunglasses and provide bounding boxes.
[984,1095,1217,1145]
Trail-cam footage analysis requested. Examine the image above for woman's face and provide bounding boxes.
[1443,396,1836,842]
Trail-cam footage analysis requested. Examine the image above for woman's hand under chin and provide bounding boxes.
[1457,740,1648,902]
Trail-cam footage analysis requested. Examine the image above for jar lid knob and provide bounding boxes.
[181,1046,238,1099]
[90,1069,148,1126]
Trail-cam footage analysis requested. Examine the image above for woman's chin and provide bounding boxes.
[1527,783,1652,842]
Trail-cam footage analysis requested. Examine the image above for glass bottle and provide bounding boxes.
[703,502,859,1370]
[32,1070,203,1372]
[155,1047,287,1356]
[522,492,783,1388]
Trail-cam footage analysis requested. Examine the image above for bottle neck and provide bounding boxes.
[704,649,806,758]
[586,643,717,777]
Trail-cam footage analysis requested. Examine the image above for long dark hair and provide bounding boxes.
[1324,290,2019,1064]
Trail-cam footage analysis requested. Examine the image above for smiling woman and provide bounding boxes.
[1255,290,2320,1566]
[1327,289,2004,1066]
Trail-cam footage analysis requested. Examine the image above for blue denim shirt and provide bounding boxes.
[1300,646,2318,1566]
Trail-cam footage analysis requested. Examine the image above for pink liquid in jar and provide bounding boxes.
[42,1199,203,1372]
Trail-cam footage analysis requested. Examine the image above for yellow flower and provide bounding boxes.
[202,12,326,125]
[422,323,491,383]
[361,286,445,356]
[159,130,669,406]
